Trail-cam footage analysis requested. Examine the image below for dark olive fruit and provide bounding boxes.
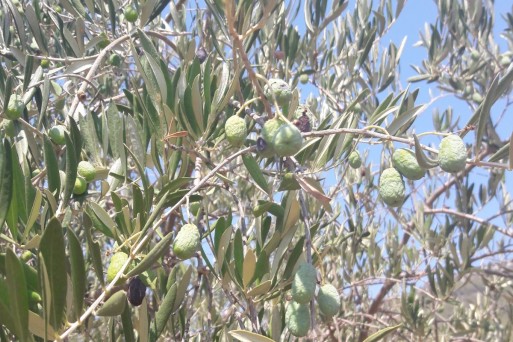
[127,276,146,306]
[196,47,208,63]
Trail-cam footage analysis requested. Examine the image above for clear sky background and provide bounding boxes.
[291,0,513,229]
[194,1,513,284]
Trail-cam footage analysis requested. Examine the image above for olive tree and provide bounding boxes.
[0,0,512,340]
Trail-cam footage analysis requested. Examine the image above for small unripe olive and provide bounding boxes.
[379,168,405,207]
[109,53,122,66]
[317,284,341,317]
[285,302,310,337]
[392,149,425,180]
[48,125,66,145]
[173,224,201,260]
[264,79,292,108]
[299,74,309,84]
[348,151,362,169]
[124,6,138,23]
[273,124,303,157]
[78,161,96,182]
[291,263,317,304]
[224,116,247,147]
[5,94,24,120]
[73,176,87,195]
[438,135,467,173]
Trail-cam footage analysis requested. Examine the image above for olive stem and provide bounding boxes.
[304,128,509,170]
[59,146,256,340]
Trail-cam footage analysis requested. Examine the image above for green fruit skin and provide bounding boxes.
[392,149,425,180]
[273,124,303,157]
[1,120,15,137]
[224,116,247,147]
[124,7,138,22]
[264,79,292,108]
[317,284,341,317]
[31,169,41,178]
[439,135,467,173]
[109,54,122,66]
[107,252,130,285]
[291,263,317,304]
[173,224,201,260]
[472,92,483,103]
[348,151,362,169]
[286,302,310,337]
[78,161,96,182]
[40,59,50,69]
[499,55,511,67]
[299,74,309,84]
[379,168,405,207]
[73,176,87,195]
[95,290,127,317]
[49,125,66,145]
[5,95,24,120]
[261,118,285,155]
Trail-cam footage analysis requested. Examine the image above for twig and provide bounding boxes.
[68,35,131,118]
[424,207,513,238]
[59,146,256,339]
[225,0,273,119]
[298,190,316,332]
[304,129,509,170]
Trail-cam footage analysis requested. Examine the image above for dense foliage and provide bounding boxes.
[0,0,513,341]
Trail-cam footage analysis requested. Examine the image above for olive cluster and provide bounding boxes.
[286,263,341,337]
[223,79,310,158]
[379,134,468,207]
[48,124,97,195]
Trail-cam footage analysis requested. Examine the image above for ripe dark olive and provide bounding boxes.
[127,276,146,306]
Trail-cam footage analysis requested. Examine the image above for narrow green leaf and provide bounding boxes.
[79,112,101,164]
[84,214,105,285]
[43,136,60,195]
[125,232,174,278]
[0,140,13,233]
[5,249,29,342]
[153,283,177,336]
[413,134,438,169]
[68,117,83,162]
[242,155,270,196]
[121,302,136,342]
[67,227,86,318]
[25,188,42,236]
[28,311,57,340]
[62,133,78,205]
[172,266,193,311]
[233,229,244,286]
[363,323,403,342]
[39,217,67,330]
[85,203,115,238]
[229,330,275,342]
